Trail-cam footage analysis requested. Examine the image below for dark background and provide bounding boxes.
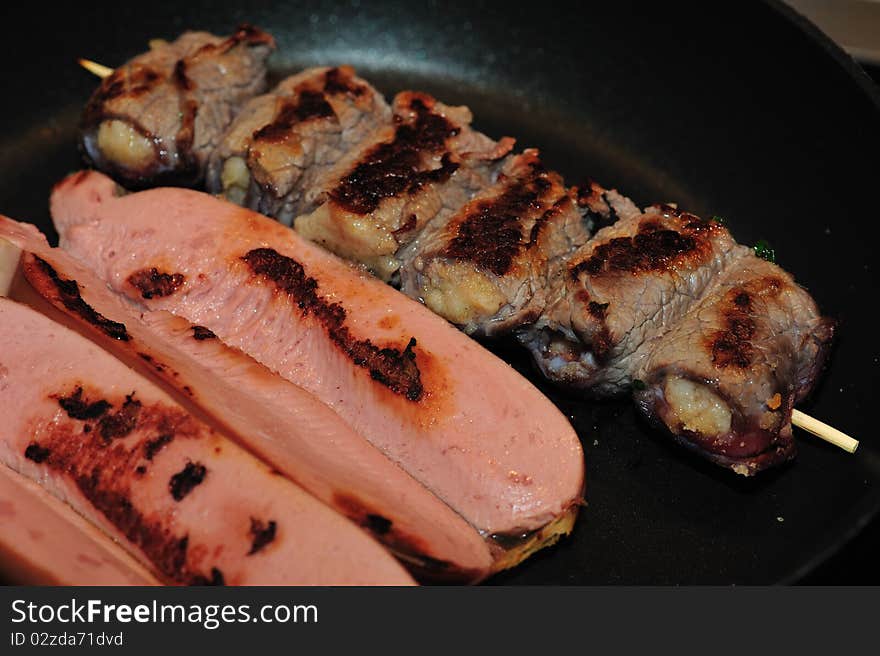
[803,63,880,586]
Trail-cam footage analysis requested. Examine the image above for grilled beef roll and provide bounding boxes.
[294,91,514,281]
[206,66,391,225]
[398,150,593,336]
[80,25,275,188]
[518,202,722,396]
[632,248,834,475]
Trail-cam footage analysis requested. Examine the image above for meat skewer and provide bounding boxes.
[206,66,392,225]
[80,25,275,188]
[294,91,514,280]
[399,157,638,337]
[630,243,835,473]
[0,216,494,581]
[78,58,113,79]
[72,59,854,469]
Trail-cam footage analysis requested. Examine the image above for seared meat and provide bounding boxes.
[519,203,729,396]
[633,247,835,475]
[80,25,275,188]
[398,150,592,336]
[206,66,391,225]
[0,297,415,585]
[295,91,514,280]
[0,215,493,581]
[518,195,834,475]
[0,464,160,585]
[52,171,584,566]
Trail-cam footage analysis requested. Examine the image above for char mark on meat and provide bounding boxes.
[80,25,275,188]
[329,95,461,215]
[25,256,131,341]
[127,267,186,299]
[241,248,424,401]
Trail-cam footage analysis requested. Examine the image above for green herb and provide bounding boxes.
[709,215,726,224]
[632,379,647,391]
[754,239,776,263]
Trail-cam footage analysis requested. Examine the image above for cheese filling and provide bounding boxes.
[664,376,732,437]
[97,120,154,170]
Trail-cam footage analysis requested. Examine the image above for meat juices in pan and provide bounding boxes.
[0,298,414,585]
[1,216,494,581]
[206,66,392,226]
[294,91,514,281]
[399,151,604,337]
[80,25,275,188]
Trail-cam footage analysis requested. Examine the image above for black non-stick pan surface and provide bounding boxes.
[1,0,878,585]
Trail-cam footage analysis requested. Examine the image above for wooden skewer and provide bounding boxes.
[78,58,113,79]
[792,409,859,453]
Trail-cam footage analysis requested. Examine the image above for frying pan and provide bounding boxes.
[1,0,878,584]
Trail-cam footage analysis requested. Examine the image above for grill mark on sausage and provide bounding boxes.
[247,518,278,555]
[24,443,51,463]
[329,95,460,214]
[127,267,186,299]
[251,90,336,145]
[138,352,167,374]
[569,216,719,280]
[707,276,786,370]
[169,461,207,501]
[191,325,216,340]
[25,406,214,584]
[97,393,142,443]
[366,514,392,535]
[144,433,174,461]
[332,493,404,546]
[241,248,424,401]
[26,256,131,341]
[443,170,552,276]
[56,386,112,420]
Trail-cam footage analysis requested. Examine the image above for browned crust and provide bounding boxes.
[488,504,581,573]
[23,255,131,342]
[25,386,225,585]
[322,66,368,98]
[332,492,483,583]
[569,212,725,280]
[251,90,336,144]
[328,93,460,214]
[706,276,785,370]
[241,247,425,401]
[191,325,216,340]
[442,157,556,276]
[81,24,274,187]
[127,267,186,300]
